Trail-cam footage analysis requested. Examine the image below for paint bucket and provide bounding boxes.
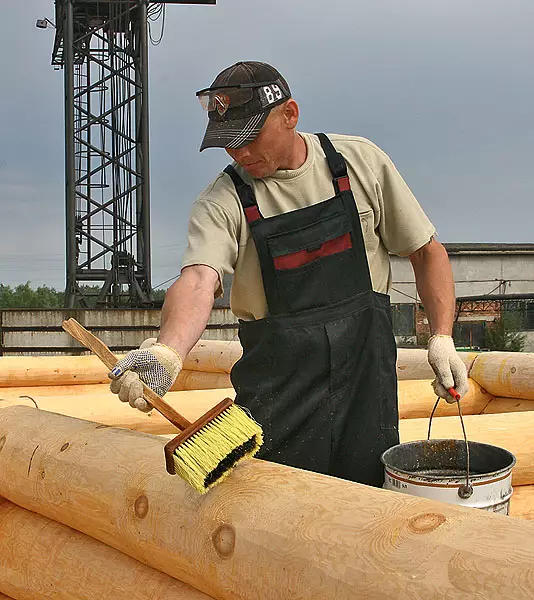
[381,439,516,514]
[381,398,516,514]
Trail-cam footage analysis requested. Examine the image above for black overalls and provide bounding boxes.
[225,134,399,486]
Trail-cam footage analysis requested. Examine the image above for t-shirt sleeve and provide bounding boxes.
[366,144,436,257]
[181,197,239,298]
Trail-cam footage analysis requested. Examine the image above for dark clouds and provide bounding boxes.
[1,0,533,288]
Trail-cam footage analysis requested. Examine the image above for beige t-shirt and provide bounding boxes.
[181,132,435,320]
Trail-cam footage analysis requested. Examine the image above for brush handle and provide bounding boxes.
[62,318,192,431]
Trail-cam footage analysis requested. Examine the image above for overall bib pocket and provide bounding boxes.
[266,212,361,312]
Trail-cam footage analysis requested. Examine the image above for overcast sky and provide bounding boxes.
[1,0,533,290]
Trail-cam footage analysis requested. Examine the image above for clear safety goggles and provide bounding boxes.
[196,81,279,116]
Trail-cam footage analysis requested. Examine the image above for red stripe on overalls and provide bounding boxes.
[273,232,353,270]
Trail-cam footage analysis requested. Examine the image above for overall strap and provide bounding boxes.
[315,133,351,194]
[223,165,263,224]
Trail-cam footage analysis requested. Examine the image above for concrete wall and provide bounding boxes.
[390,252,534,303]
[0,308,238,356]
[522,332,534,353]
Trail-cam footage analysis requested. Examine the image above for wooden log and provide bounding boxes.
[182,340,242,374]
[0,497,213,600]
[400,411,534,486]
[396,348,478,381]
[0,340,241,388]
[470,352,534,400]
[0,379,490,438]
[398,378,491,419]
[0,354,110,387]
[2,407,534,600]
[0,353,231,391]
[510,485,534,520]
[482,397,534,415]
[0,346,477,389]
[174,370,231,391]
[0,387,233,435]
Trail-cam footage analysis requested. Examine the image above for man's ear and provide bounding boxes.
[283,99,299,130]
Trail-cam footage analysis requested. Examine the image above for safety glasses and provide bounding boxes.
[196,81,279,115]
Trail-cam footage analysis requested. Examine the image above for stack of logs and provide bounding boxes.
[1,343,534,598]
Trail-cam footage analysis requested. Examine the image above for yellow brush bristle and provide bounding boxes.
[172,404,263,494]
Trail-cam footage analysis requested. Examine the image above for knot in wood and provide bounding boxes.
[60,442,70,452]
[212,523,236,559]
[0,436,6,453]
[408,512,446,534]
[134,495,149,519]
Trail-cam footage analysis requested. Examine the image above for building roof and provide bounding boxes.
[444,243,534,254]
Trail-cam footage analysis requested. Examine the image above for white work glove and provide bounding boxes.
[427,334,469,403]
[108,338,182,412]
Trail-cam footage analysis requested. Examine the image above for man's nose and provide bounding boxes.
[226,145,250,162]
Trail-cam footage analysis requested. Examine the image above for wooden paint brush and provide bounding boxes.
[62,318,263,494]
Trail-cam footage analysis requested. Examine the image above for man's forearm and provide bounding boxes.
[409,239,456,336]
[157,265,218,360]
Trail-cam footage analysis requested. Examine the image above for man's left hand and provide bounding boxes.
[427,334,469,403]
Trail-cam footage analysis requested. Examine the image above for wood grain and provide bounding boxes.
[0,347,478,389]
[0,341,240,388]
[396,349,478,381]
[470,352,534,399]
[0,497,213,600]
[510,485,534,520]
[0,379,491,437]
[0,386,234,434]
[482,397,534,415]
[398,378,491,419]
[1,406,534,600]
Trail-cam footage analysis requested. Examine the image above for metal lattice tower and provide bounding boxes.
[50,0,215,308]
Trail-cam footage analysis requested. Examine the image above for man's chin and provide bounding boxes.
[243,163,273,179]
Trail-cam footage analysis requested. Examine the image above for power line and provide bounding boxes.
[153,273,180,289]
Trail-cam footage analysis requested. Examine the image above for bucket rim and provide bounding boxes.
[381,438,516,480]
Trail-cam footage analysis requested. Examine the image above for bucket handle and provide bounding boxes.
[427,394,474,500]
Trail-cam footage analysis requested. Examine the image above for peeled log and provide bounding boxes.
[0,339,239,388]
[0,346,478,389]
[400,411,534,486]
[482,397,534,415]
[182,340,242,374]
[0,353,230,391]
[0,379,491,438]
[470,352,534,400]
[0,387,234,434]
[2,407,534,600]
[396,348,478,381]
[0,498,213,600]
[174,370,231,390]
[0,378,492,438]
[398,379,491,419]
[0,354,110,387]
[510,486,534,520]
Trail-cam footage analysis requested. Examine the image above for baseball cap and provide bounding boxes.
[196,61,291,151]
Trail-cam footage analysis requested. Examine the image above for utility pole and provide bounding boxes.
[44,0,215,307]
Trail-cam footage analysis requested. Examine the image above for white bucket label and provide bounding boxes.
[384,470,513,513]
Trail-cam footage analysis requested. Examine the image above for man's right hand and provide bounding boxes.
[108,338,183,412]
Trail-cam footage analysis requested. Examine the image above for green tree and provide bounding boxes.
[0,283,64,309]
[484,312,526,352]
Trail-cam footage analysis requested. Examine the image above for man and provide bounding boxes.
[109,61,468,486]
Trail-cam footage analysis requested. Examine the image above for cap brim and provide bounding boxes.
[200,111,270,151]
